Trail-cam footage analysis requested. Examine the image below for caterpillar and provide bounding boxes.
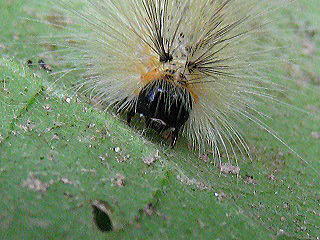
[35,0,312,163]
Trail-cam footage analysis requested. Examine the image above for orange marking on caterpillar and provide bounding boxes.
[140,68,163,85]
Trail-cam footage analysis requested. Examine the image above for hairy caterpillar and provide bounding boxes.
[34,0,316,164]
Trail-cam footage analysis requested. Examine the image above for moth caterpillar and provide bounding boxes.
[38,0,311,162]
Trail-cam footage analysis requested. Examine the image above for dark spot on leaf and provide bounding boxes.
[244,175,257,185]
[27,59,33,68]
[91,200,113,232]
[267,174,277,181]
[143,203,156,216]
[38,59,52,72]
[63,192,74,198]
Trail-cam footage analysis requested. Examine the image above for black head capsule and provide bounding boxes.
[127,78,193,147]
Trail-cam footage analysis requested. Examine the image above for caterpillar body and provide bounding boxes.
[41,0,301,162]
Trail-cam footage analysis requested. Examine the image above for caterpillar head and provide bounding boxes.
[128,71,193,146]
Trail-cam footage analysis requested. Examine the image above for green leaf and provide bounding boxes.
[1,0,320,239]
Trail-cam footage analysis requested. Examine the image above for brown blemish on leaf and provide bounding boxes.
[143,203,157,216]
[306,105,320,114]
[302,38,316,56]
[199,153,210,163]
[214,191,227,201]
[43,122,64,134]
[283,202,290,210]
[43,104,52,112]
[311,132,320,139]
[286,62,320,86]
[116,154,130,163]
[22,174,49,192]
[28,217,51,228]
[51,133,60,141]
[267,174,277,181]
[220,163,240,175]
[143,151,160,166]
[63,192,75,198]
[280,216,286,222]
[244,175,257,185]
[81,168,96,174]
[0,43,6,50]
[112,174,126,187]
[177,174,211,190]
[19,120,36,132]
[198,219,207,229]
[60,177,74,185]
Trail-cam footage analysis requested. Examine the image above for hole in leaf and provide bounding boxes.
[91,200,113,232]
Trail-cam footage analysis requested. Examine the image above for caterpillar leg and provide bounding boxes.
[170,128,181,148]
[126,109,135,125]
